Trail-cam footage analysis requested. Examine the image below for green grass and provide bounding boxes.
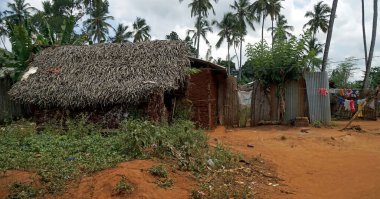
[112,175,134,196]
[1,119,258,198]
[149,165,168,178]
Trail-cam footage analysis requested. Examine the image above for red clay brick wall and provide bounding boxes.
[188,69,218,129]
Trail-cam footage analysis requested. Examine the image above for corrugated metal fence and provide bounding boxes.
[284,80,306,122]
[305,72,331,124]
[0,76,29,123]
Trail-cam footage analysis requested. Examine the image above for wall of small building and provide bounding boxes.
[188,68,220,129]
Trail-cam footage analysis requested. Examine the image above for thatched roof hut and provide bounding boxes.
[9,40,190,109]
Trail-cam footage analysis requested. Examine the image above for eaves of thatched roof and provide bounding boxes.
[9,40,190,109]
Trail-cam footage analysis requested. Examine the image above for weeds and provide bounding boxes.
[7,182,38,199]
[156,178,173,189]
[112,175,134,196]
[149,165,168,178]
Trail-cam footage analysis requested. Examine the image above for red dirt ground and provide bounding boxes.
[1,120,380,198]
[209,120,380,199]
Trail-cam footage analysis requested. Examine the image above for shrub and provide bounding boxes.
[112,175,134,196]
[149,165,168,178]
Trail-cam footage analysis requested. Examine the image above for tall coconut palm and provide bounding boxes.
[252,0,270,43]
[303,1,331,40]
[363,0,378,89]
[112,23,132,43]
[267,0,282,45]
[230,0,255,79]
[83,1,114,43]
[321,0,338,71]
[4,0,38,25]
[179,0,218,58]
[187,16,213,56]
[133,17,151,42]
[267,14,294,40]
[212,12,238,75]
[0,13,8,50]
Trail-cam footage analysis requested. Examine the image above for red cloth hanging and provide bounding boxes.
[318,88,328,96]
[349,100,355,113]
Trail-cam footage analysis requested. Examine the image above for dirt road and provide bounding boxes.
[209,121,380,199]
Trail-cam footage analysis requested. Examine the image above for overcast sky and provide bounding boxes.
[1,0,379,81]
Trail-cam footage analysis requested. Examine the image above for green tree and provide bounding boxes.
[252,0,270,43]
[369,66,380,89]
[187,16,212,55]
[212,12,238,75]
[112,23,132,43]
[267,0,282,45]
[84,0,114,43]
[267,14,293,41]
[165,31,180,40]
[329,57,357,88]
[4,0,38,25]
[133,17,151,42]
[0,13,8,50]
[230,0,255,80]
[179,0,218,58]
[303,1,331,40]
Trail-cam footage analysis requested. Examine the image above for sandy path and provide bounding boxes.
[209,121,380,199]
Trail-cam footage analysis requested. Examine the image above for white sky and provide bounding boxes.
[1,0,379,81]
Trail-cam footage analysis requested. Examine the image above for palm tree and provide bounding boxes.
[166,31,181,40]
[112,24,132,43]
[4,0,38,25]
[213,12,238,75]
[303,1,331,40]
[267,0,282,45]
[230,0,255,79]
[187,16,213,56]
[321,0,338,71]
[304,37,323,71]
[363,0,378,89]
[179,0,218,58]
[133,17,151,42]
[252,0,270,43]
[83,1,114,43]
[0,13,8,50]
[267,14,294,40]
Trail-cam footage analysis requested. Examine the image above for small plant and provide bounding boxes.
[149,164,168,178]
[112,175,134,196]
[7,182,38,199]
[312,120,322,128]
[156,178,174,189]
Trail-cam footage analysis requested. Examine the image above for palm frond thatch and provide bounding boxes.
[9,40,190,108]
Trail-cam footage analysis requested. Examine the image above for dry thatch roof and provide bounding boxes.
[9,40,190,108]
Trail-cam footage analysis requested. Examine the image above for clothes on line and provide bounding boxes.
[318,88,328,96]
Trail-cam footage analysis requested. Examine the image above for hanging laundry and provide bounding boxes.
[337,96,345,105]
[351,90,357,98]
[354,90,360,98]
[357,99,365,117]
[350,100,355,113]
[346,89,352,97]
[340,89,345,96]
[318,88,328,96]
[344,100,351,111]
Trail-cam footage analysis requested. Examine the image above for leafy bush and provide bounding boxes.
[149,165,168,178]
[7,182,38,199]
[112,175,134,196]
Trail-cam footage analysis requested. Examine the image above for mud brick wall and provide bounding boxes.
[188,69,218,129]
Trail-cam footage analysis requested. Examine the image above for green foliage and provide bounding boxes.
[112,175,134,196]
[246,36,306,87]
[329,57,358,88]
[312,120,322,128]
[149,165,168,178]
[156,178,174,189]
[7,182,38,199]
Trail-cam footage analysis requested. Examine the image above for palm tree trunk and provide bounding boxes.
[321,0,338,72]
[238,37,243,80]
[361,0,368,66]
[363,0,378,89]
[261,15,265,43]
[227,44,231,75]
[271,18,274,47]
[196,18,201,58]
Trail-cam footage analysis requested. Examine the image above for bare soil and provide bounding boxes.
[209,120,380,199]
[2,120,380,199]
